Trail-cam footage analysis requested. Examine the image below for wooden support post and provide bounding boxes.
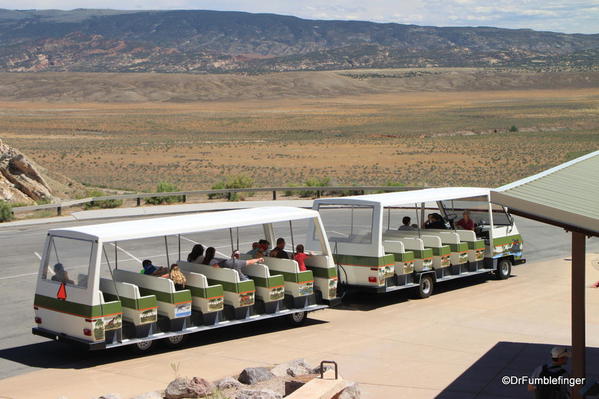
[57,206,62,216]
[273,190,277,200]
[571,231,586,399]
[136,197,141,207]
[317,190,321,198]
[182,194,187,203]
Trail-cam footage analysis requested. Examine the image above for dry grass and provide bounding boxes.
[1,86,598,193]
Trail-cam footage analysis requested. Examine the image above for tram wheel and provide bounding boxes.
[495,259,512,280]
[288,311,307,326]
[417,275,434,299]
[164,334,187,348]
[133,339,155,353]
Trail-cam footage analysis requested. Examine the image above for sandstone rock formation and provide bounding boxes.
[0,139,53,204]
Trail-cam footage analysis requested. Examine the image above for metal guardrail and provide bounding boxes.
[11,185,425,216]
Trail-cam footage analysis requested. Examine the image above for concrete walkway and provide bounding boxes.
[0,254,597,399]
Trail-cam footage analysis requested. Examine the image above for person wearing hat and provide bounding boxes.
[212,250,264,281]
[528,346,571,398]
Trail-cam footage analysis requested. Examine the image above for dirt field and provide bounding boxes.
[0,75,598,192]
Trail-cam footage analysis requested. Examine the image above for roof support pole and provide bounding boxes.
[571,231,585,399]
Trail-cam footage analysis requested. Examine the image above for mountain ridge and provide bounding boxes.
[0,9,597,73]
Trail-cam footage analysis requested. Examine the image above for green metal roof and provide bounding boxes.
[491,150,599,236]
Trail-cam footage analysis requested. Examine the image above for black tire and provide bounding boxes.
[495,259,512,280]
[132,339,155,354]
[418,275,434,299]
[164,334,187,348]
[288,311,307,326]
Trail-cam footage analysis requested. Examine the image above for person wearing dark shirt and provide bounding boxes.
[142,259,168,276]
[269,237,290,259]
[424,213,447,229]
[456,211,476,231]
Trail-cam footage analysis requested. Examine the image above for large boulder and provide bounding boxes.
[164,377,214,399]
[0,139,53,203]
[238,367,275,385]
[235,389,282,399]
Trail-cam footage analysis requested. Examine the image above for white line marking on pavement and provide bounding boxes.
[0,272,39,280]
[112,243,142,263]
[34,252,41,260]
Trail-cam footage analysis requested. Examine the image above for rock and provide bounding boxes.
[235,389,281,399]
[270,359,313,378]
[0,139,53,203]
[164,377,213,399]
[130,392,163,399]
[216,376,242,390]
[238,367,275,385]
[332,382,361,399]
[97,395,121,399]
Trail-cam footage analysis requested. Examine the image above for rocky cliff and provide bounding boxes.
[0,139,53,204]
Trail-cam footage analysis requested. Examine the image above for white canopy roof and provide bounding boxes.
[49,206,320,242]
[314,187,490,208]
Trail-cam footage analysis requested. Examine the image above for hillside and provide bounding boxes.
[0,9,597,73]
[0,68,597,103]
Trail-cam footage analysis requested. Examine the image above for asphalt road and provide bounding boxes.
[0,214,596,380]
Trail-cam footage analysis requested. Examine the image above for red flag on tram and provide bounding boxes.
[56,283,67,301]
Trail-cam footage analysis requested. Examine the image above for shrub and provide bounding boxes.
[284,183,298,197]
[509,125,519,132]
[0,201,14,222]
[145,182,184,205]
[300,177,330,198]
[209,175,254,201]
[84,189,123,209]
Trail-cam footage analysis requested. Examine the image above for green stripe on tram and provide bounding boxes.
[390,251,414,262]
[102,293,158,310]
[34,294,122,318]
[448,243,469,252]
[467,240,485,250]
[412,248,433,259]
[333,254,395,267]
[251,275,285,288]
[138,288,191,304]
[307,267,338,279]
[189,285,224,299]
[492,235,523,246]
[207,279,255,293]
[431,246,451,256]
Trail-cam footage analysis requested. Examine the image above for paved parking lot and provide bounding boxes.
[0,250,597,398]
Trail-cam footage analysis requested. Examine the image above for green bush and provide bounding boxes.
[284,183,298,197]
[84,189,123,209]
[509,125,519,132]
[145,182,184,205]
[0,201,14,222]
[300,177,330,198]
[209,175,254,201]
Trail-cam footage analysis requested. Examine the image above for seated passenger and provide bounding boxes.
[142,259,168,276]
[456,210,476,231]
[293,244,311,271]
[398,216,416,231]
[213,250,264,281]
[187,244,204,263]
[168,264,187,290]
[51,263,74,285]
[246,242,259,256]
[269,237,290,259]
[425,213,447,229]
[201,247,223,266]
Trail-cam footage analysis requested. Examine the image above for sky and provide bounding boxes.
[2,0,598,34]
